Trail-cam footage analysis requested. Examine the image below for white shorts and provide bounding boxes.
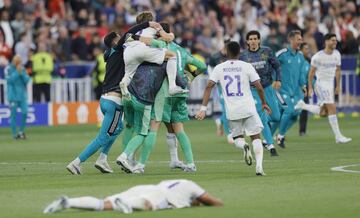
[229,114,263,137]
[315,81,334,105]
[123,41,166,81]
[105,185,169,211]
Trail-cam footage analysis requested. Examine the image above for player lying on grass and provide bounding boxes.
[43,179,223,214]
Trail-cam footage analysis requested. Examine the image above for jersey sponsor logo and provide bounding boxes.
[250,61,266,70]
[261,53,268,60]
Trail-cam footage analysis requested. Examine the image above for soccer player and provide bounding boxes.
[298,42,311,136]
[295,33,351,143]
[196,41,271,176]
[132,22,208,173]
[240,30,281,156]
[43,179,223,214]
[115,60,178,173]
[274,30,307,148]
[120,11,187,99]
[66,21,164,175]
[5,55,31,139]
[208,43,234,144]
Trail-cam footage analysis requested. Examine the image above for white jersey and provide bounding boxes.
[136,27,157,38]
[157,179,206,208]
[105,185,169,211]
[209,60,260,120]
[311,49,341,83]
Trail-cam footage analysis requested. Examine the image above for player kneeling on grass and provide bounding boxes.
[43,179,223,214]
[196,41,271,176]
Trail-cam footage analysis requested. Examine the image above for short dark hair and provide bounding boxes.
[246,30,261,40]
[104,31,117,48]
[288,30,302,39]
[300,42,308,50]
[160,22,170,33]
[136,11,154,24]
[324,33,337,41]
[226,41,240,57]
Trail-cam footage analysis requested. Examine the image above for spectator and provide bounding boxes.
[71,27,88,61]
[31,43,54,103]
[0,10,14,48]
[0,31,12,66]
[342,31,359,55]
[15,33,35,65]
[10,11,25,41]
[92,46,106,100]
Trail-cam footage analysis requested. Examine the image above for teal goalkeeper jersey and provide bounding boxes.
[276,46,307,97]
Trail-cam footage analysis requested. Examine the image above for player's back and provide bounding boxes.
[128,62,167,105]
[210,60,259,120]
[157,179,206,208]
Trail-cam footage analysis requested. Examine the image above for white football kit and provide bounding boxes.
[157,179,206,208]
[105,184,169,211]
[123,27,166,85]
[311,49,341,104]
[209,60,263,136]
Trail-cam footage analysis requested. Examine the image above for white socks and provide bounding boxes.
[328,114,342,138]
[98,153,107,162]
[302,104,320,115]
[166,57,178,89]
[267,144,275,150]
[68,197,104,211]
[252,139,263,169]
[73,157,81,165]
[234,137,245,149]
[166,133,179,162]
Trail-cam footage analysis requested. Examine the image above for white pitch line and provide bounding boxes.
[331,164,360,174]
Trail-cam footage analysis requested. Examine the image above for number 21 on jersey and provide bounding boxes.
[224,75,243,97]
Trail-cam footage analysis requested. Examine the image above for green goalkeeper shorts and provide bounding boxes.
[152,96,189,123]
[123,95,152,135]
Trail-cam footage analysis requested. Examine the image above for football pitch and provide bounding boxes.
[0,117,359,218]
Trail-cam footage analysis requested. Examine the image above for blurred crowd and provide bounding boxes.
[0,0,360,67]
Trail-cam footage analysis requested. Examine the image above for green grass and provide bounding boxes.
[0,117,359,218]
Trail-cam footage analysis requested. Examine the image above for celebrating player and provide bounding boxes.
[240,30,281,156]
[196,41,271,176]
[273,30,307,148]
[119,11,187,99]
[294,33,351,143]
[66,21,164,175]
[132,22,208,173]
